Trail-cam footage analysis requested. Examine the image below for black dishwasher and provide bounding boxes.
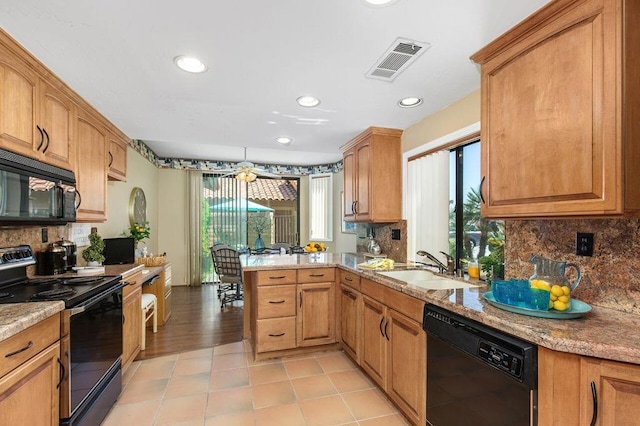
[423,304,537,426]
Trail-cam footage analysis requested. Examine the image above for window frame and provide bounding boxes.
[308,172,333,241]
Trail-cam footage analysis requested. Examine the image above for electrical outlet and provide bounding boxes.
[576,232,594,256]
[41,227,48,243]
[391,229,401,240]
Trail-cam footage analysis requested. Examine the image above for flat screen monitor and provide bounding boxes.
[103,237,135,265]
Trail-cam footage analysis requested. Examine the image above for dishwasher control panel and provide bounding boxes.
[478,341,523,378]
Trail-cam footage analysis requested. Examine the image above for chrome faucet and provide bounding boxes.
[416,250,456,275]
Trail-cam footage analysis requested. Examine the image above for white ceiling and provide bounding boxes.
[0,0,549,166]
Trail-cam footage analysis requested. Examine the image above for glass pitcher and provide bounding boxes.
[529,254,582,291]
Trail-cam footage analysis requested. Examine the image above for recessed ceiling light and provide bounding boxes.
[174,56,208,73]
[398,97,423,108]
[296,96,321,108]
[275,137,292,145]
[363,0,399,7]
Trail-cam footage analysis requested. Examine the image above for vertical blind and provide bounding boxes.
[309,173,332,240]
[406,151,450,260]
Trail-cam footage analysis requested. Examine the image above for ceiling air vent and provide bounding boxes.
[365,38,430,82]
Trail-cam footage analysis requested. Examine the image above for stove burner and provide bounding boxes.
[32,288,77,299]
[27,278,59,286]
[0,292,13,300]
[62,277,103,285]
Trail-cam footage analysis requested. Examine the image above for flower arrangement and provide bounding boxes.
[249,213,271,235]
[129,221,151,242]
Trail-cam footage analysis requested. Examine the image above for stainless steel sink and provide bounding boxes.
[376,269,479,290]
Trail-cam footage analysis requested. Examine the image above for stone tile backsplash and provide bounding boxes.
[505,218,640,315]
[356,220,407,263]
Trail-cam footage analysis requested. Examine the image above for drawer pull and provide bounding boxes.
[268,300,286,304]
[309,274,325,277]
[268,332,285,337]
[344,277,353,282]
[269,276,286,279]
[5,340,33,358]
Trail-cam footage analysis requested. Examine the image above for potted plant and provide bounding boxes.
[82,232,105,266]
[479,236,504,284]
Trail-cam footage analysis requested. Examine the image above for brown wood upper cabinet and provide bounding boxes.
[75,109,108,222]
[0,43,74,171]
[471,0,640,218]
[107,130,128,181]
[341,127,402,222]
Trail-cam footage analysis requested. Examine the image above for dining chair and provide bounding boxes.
[210,244,244,309]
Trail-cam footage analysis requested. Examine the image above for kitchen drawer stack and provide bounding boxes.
[0,314,61,425]
[251,268,336,360]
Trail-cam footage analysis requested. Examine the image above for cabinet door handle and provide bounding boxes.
[354,201,358,214]
[299,292,302,308]
[384,319,390,341]
[479,176,486,204]
[42,128,50,153]
[268,333,285,337]
[75,189,82,210]
[590,381,598,426]
[108,152,113,167]
[36,125,45,151]
[56,357,66,389]
[379,317,384,337]
[351,201,356,214]
[5,340,33,358]
[268,300,285,304]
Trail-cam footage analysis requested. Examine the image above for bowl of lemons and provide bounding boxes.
[304,242,326,252]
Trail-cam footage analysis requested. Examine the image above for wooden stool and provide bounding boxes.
[141,293,157,350]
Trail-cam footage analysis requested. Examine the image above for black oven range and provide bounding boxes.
[0,245,124,426]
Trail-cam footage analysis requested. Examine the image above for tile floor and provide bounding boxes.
[102,341,410,426]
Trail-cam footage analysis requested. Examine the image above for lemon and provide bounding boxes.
[530,279,551,292]
[558,295,570,303]
[549,300,554,309]
[551,285,564,297]
[561,286,571,296]
[553,300,569,311]
[550,294,558,302]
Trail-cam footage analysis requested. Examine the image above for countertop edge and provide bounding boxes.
[0,301,65,341]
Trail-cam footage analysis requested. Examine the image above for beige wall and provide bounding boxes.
[96,146,159,252]
[157,168,188,286]
[332,171,357,253]
[402,89,480,152]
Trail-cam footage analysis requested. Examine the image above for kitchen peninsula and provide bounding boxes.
[241,252,640,365]
[242,252,640,424]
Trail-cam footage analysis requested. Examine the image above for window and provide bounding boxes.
[309,173,333,241]
[449,140,504,272]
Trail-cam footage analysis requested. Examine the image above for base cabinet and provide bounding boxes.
[539,346,640,425]
[339,281,362,363]
[357,280,426,426]
[252,268,336,359]
[122,270,143,372]
[0,314,61,426]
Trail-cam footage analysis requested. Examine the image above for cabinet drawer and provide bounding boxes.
[298,268,335,283]
[255,270,297,286]
[256,317,296,352]
[257,285,297,319]
[339,269,361,291]
[0,313,60,379]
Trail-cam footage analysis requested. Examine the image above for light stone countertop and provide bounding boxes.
[242,252,640,365]
[0,301,64,342]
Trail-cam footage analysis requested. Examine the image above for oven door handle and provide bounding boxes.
[69,282,124,316]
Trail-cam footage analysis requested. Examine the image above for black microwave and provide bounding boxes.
[0,148,77,225]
